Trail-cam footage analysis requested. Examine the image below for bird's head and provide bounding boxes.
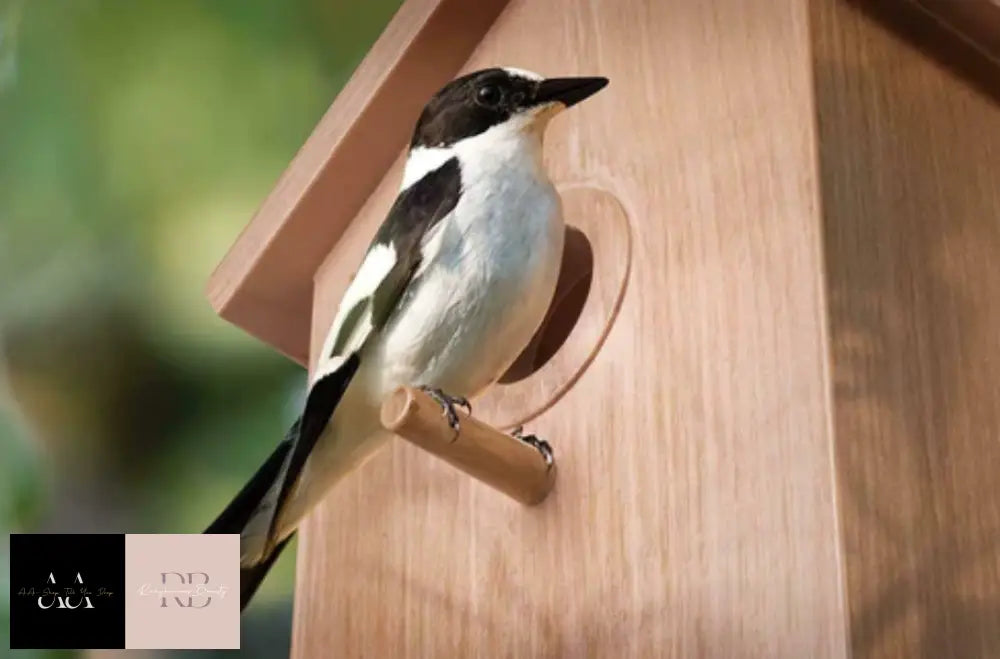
[409,67,608,150]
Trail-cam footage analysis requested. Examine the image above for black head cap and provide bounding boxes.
[410,68,608,149]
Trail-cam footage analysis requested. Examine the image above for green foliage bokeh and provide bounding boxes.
[0,0,402,655]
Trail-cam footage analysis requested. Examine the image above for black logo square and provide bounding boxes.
[9,534,125,649]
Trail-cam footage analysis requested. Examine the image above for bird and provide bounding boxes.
[205,67,609,610]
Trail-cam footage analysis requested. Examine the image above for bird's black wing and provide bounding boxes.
[206,154,462,611]
[322,156,463,361]
[265,156,462,536]
[216,157,464,564]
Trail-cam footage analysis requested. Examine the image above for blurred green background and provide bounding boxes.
[0,0,401,656]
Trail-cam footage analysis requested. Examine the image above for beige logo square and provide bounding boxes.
[124,534,240,649]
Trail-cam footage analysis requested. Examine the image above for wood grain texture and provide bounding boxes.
[811,1,1000,657]
[381,387,555,505]
[294,0,847,656]
[205,0,510,364]
[856,0,1000,109]
[908,0,1000,66]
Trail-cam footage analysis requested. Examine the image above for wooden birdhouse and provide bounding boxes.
[208,0,1000,656]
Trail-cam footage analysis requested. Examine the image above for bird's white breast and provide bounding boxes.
[368,127,564,400]
[274,121,563,539]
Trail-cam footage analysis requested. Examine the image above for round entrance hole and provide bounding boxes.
[474,185,632,431]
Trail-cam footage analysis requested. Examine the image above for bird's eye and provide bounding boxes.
[476,84,502,108]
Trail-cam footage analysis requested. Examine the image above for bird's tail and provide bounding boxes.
[205,353,362,611]
[204,426,297,611]
[238,535,292,610]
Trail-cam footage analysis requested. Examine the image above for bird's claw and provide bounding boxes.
[510,425,554,467]
[419,386,470,433]
[454,396,472,416]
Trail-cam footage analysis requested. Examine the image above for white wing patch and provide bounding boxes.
[314,242,397,383]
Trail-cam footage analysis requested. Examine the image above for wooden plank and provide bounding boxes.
[857,0,1000,106]
[811,0,1000,656]
[910,0,1000,66]
[205,0,511,364]
[294,0,848,656]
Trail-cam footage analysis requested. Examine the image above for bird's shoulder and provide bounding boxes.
[374,155,462,249]
[315,156,463,374]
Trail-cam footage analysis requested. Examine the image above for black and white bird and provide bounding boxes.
[205,67,608,609]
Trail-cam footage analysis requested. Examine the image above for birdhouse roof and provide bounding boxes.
[206,0,510,365]
[207,0,1000,368]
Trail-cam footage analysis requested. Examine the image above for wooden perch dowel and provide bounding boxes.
[380,387,556,505]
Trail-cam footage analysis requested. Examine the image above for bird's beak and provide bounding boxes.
[534,76,609,108]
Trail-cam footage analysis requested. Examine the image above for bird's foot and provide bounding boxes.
[510,425,554,467]
[419,386,471,433]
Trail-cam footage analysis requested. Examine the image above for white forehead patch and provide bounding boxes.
[503,67,543,81]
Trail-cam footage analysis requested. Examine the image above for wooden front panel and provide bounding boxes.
[812,1,1000,657]
[295,0,846,656]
